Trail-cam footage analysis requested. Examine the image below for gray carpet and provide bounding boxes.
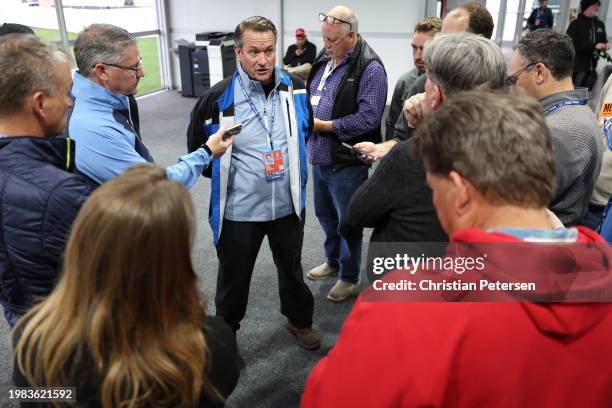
[0,90,382,407]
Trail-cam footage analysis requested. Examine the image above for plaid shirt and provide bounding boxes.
[307,54,387,165]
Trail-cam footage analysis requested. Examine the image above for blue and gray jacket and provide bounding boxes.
[187,68,312,245]
[69,72,211,187]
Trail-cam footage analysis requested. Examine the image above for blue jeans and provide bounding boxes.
[581,205,605,231]
[3,306,21,328]
[599,196,612,243]
[312,164,368,284]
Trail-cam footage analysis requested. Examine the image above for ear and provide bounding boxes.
[91,63,111,82]
[534,62,547,85]
[448,170,471,216]
[235,45,242,61]
[31,90,46,120]
[430,83,444,111]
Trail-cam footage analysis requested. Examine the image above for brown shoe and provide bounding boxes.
[286,321,321,350]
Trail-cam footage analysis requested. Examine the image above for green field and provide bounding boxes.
[32,27,162,95]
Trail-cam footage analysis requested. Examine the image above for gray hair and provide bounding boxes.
[414,90,555,208]
[424,32,506,94]
[74,24,136,77]
[0,34,70,114]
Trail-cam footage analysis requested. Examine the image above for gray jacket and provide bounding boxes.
[543,89,604,225]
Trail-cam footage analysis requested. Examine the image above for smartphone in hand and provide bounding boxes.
[341,142,375,161]
[222,123,243,141]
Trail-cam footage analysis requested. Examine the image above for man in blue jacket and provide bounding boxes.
[68,24,232,187]
[0,34,92,326]
[187,16,319,350]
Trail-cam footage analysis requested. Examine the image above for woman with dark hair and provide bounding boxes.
[12,165,240,407]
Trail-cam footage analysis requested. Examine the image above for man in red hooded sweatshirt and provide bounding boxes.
[301,90,612,407]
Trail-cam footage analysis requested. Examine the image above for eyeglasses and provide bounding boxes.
[319,12,352,31]
[96,58,143,74]
[507,62,535,85]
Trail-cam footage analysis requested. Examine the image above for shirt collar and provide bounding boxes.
[236,64,281,94]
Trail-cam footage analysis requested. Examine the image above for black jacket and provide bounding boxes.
[307,35,386,168]
[344,140,447,283]
[0,137,92,322]
[567,13,607,73]
[283,40,316,67]
[13,316,240,407]
[527,7,554,30]
[345,139,447,244]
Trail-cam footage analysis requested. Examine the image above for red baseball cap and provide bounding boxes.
[295,28,305,37]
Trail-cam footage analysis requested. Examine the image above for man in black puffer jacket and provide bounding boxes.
[567,0,608,89]
[0,35,93,326]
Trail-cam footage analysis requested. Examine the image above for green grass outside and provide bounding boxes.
[32,27,162,95]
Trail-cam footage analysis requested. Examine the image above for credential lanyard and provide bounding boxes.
[237,74,277,149]
[317,60,336,92]
[544,99,588,116]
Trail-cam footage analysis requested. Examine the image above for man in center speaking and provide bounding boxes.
[187,16,319,350]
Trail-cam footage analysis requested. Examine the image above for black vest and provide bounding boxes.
[308,36,386,168]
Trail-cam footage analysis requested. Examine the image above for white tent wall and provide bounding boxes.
[166,0,429,103]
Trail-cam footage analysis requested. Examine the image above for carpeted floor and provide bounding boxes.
[0,90,383,407]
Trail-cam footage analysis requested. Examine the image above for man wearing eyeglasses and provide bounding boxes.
[68,24,232,187]
[354,1,494,161]
[305,5,387,302]
[508,29,603,226]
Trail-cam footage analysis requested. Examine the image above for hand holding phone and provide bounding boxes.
[342,142,375,162]
[222,123,243,141]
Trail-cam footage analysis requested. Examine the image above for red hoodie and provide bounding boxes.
[301,228,612,408]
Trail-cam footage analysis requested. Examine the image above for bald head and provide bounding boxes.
[325,5,358,33]
[443,3,495,38]
[442,8,470,33]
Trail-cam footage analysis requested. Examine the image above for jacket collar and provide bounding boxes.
[236,64,284,93]
[539,88,589,109]
[0,136,75,172]
[71,71,129,111]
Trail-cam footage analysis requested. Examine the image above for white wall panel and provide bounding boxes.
[167,0,429,102]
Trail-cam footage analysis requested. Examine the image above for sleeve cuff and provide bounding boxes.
[201,144,213,157]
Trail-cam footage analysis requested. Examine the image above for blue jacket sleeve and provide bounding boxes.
[165,148,212,189]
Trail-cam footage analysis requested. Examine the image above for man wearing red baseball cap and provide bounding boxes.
[283,28,317,80]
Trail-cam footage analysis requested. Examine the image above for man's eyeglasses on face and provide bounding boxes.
[507,62,535,85]
[319,12,352,31]
[96,58,143,74]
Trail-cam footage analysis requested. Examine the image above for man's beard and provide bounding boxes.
[415,61,425,73]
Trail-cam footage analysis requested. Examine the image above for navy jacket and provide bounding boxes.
[0,136,92,321]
